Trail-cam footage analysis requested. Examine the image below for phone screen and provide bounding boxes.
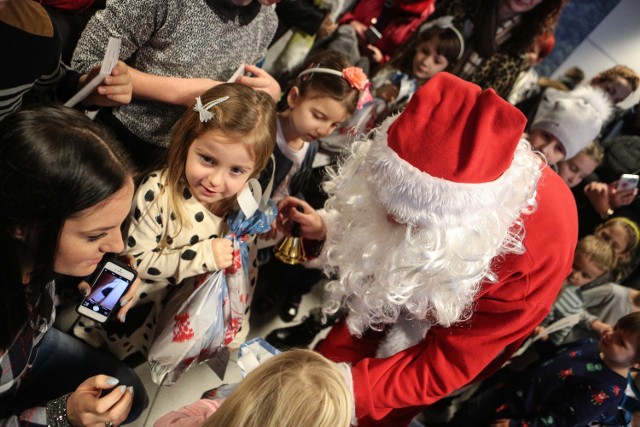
[80,268,133,318]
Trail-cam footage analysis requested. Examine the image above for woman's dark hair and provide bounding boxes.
[284,51,360,115]
[389,25,463,81]
[472,0,567,57]
[0,106,133,350]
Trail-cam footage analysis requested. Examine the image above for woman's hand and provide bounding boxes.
[82,61,133,107]
[277,196,326,241]
[66,375,133,427]
[237,65,281,102]
[212,237,233,269]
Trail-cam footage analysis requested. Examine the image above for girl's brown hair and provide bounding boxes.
[288,51,360,115]
[167,83,276,221]
[390,25,463,82]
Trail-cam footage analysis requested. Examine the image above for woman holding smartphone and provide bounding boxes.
[0,106,147,426]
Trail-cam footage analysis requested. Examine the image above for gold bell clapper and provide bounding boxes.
[274,207,307,265]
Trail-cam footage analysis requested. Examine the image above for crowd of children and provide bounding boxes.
[2,0,640,426]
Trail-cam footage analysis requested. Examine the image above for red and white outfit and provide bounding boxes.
[308,73,578,426]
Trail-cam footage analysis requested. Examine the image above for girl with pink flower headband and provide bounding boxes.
[319,18,464,150]
[253,51,363,323]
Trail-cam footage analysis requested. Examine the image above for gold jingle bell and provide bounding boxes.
[274,207,307,265]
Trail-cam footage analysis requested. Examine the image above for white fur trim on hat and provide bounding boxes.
[531,85,612,159]
[366,116,542,228]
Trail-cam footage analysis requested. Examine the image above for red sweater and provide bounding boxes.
[338,0,435,64]
[317,168,578,426]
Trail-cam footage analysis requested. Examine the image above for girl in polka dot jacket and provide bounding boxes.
[76,83,276,364]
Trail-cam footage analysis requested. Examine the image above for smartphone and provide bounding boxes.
[76,260,137,323]
[617,174,640,191]
[364,25,382,44]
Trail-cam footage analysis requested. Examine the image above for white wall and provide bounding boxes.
[551,0,640,108]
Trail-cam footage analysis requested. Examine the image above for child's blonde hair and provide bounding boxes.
[167,83,276,220]
[576,234,617,274]
[580,141,604,166]
[596,217,640,281]
[203,349,352,427]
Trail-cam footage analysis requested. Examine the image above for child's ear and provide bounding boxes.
[287,86,301,109]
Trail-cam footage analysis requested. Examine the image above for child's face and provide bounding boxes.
[412,38,449,81]
[185,130,255,208]
[557,153,599,188]
[286,88,350,141]
[499,0,544,16]
[595,76,633,104]
[565,250,606,287]
[599,326,640,370]
[596,222,631,256]
[529,129,566,166]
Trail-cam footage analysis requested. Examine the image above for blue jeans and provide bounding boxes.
[6,328,148,424]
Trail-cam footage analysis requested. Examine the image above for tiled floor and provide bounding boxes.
[128,283,327,426]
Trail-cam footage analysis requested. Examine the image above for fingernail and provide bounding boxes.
[98,87,106,94]
[119,385,126,393]
[128,386,134,397]
[120,297,130,307]
[119,313,127,323]
[82,288,90,297]
[107,377,119,386]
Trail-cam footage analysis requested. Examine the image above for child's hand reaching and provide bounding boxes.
[376,84,399,102]
[533,326,549,341]
[258,220,278,241]
[212,237,233,269]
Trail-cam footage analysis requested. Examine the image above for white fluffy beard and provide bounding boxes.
[321,135,542,342]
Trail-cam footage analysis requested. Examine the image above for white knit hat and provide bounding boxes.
[531,86,612,159]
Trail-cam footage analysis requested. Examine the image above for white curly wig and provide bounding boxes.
[320,116,543,343]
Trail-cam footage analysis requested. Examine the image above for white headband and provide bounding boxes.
[419,16,465,60]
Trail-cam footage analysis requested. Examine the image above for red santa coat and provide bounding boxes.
[316,168,578,426]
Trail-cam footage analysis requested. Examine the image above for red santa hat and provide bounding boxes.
[366,73,535,226]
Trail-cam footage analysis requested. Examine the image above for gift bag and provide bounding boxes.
[148,178,276,385]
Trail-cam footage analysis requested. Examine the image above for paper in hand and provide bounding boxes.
[227,64,245,83]
[64,37,122,107]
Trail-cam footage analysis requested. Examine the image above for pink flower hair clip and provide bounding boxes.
[297,65,373,110]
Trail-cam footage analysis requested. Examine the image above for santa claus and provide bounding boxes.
[277,72,577,426]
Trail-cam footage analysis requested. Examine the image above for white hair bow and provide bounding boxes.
[193,95,230,123]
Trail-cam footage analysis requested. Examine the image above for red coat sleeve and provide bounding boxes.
[319,169,578,426]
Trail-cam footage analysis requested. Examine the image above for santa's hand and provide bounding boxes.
[66,375,133,427]
[277,196,326,241]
